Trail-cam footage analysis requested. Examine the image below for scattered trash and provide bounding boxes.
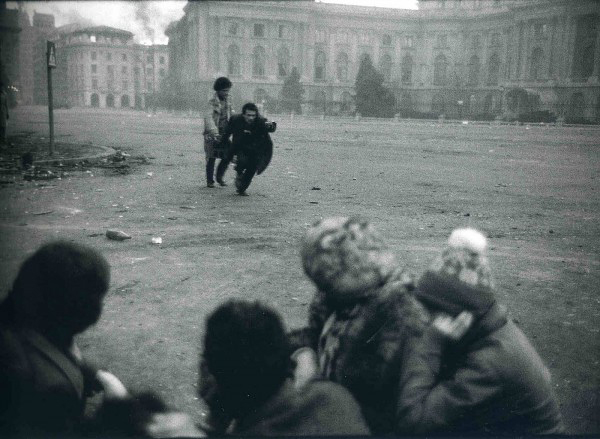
[311,186,321,190]
[463,213,470,217]
[462,121,469,125]
[87,233,103,237]
[106,230,131,241]
[180,206,196,210]
[218,219,229,224]
[309,201,319,204]
[167,216,178,220]
[151,237,163,244]
[352,177,357,180]
[32,210,54,216]
[146,172,153,177]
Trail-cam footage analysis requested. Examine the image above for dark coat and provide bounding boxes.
[232,379,370,436]
[288,270,430,435]
[397,303,565,435]
[222,114,273,175]
[0,326,94,437]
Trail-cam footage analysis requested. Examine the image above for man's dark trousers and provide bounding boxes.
[206,157,230,184]
[234,152,259,193]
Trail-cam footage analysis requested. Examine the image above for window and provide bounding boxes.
[467,55,480,86]
[337,30,349,43]
[92,78,98,89]
[359,33,369,45]
[382,34,392,46]
[147,67,153,76]
[134,67,140,78]
[403,35,414,48]
[278,25,286,38]
[106,52,112,61]
[147,54,152,63]
[380,54,392,81]
[147,81,153,91]
[436,34,447,47]
[252,46,266,77]
[316,29,327,43]
[228,22,238,36]
[91,64,97,74]
[401,54,413,83]
[159,68,165,77]
[159,56,165,65]
[336,52,349,81]
[472,34,481,48]
[227,44,241,76]
[433,54,448,85]
[122,80,128,90]
[314,50,326,81]
[121,66,127,75]
[431,93,445,114]
[122,53,127,61]
[107,65,114,80]
[530,47,543,80]
[254,23,265,38]
[534,23,547,39]
[136,55,141,62]
[90,35,96,43]
[135,79,140,89]
[91,51,97,61]
[277,46,290,77]
[487,53,500,85]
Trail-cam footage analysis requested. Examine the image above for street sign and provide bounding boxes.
[47,41,56,68]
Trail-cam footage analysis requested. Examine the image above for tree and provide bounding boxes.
[279,67,304,114]
[354,55,396,118]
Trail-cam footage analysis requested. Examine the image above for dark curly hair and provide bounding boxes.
[0,240,110,346]
[213,76,232,91]
[202,300,291,418]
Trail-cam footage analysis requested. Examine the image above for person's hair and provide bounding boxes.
[202,300,291,417]
[213,76,232,92]
[0,241,110,346]
[241,102,259,115]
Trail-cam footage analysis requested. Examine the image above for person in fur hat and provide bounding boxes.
[288,217,429,435]
[397,228,565,435]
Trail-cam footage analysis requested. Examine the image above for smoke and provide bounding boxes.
[134,2,156,44]
[62,8,96,27]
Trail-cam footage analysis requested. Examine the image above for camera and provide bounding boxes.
[265,121,277,133]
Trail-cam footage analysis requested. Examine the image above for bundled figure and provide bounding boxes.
[289,217,430,435]
[397,228,565,435]
[221,102,275,196]
[198,299,370,436]
[0,241,115,437]
[203,76,233,188]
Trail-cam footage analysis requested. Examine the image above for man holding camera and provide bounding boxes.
[221,103,276,196]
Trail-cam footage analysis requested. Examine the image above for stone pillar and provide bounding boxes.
[593,23,600,80]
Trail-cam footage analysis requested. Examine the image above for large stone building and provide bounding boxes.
[53,26,169,109]
[167,0,599,121]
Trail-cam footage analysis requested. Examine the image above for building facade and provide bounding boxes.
[167,0,599,121]
[53,26,169,109]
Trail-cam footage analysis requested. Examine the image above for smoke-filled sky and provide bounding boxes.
[7,1,418,45]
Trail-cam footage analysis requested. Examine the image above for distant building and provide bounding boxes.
[167,0,599,121]
[53,25,169,109]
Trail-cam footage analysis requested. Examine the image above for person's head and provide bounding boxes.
[301,217,402,305]
[241,102,259,124]
[0,241,110,345]
[213,76,232,100]
[416,228,495,318]
[201,300,291,418]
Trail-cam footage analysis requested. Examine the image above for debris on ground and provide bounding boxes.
[106,230,132,240]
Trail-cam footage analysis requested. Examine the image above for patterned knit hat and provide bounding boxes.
[417,228,495,317]
[301,217,399,302]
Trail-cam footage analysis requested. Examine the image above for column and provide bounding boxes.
[593,23,600,80]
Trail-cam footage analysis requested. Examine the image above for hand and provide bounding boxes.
[96,369,129,400]
[432,311,474,341]
[291,347,318,389]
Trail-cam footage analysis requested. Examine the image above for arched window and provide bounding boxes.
[227,44,240,76]
[398,91,413,112]
[254,88,268,105]
[530,47,543,81]
[467,55,480,86]
[120,95,130,108]
[401,54,413,84]
[90,93,99,107]
[314,90,327,113]
[382,34,392,46]
[106,94,114,108]
[487,53,500,85]
[433,54,448,86]
[431,93,445,114]
[252,46,266,77]
[340,91,353,113]
[380,54,392,82]
[314,50,327,81]
[336,52,349,81]
[277,46,290,77]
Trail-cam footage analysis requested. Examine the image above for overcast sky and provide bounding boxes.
[7,1,418,45]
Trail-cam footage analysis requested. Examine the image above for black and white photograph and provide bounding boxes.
[0,0,598,436]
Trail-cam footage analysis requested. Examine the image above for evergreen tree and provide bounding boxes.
[279,67,304,114]
[354,55,396,118]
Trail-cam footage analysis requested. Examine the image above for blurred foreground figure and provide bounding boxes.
[397,228,565,435]
[0,241,111,437]
[289,217,429,435]
[198,299,370,436]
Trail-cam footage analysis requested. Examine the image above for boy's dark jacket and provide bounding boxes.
[222,114,273,175]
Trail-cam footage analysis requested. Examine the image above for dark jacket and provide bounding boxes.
[397,303,565,435]
[222,114,273,174]
[232,379,370,436]
[289,270,430,435]
[0,326,96,437]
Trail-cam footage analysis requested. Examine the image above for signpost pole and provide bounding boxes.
[46,41,56,155]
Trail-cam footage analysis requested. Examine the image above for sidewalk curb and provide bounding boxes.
[33,144,117,166]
